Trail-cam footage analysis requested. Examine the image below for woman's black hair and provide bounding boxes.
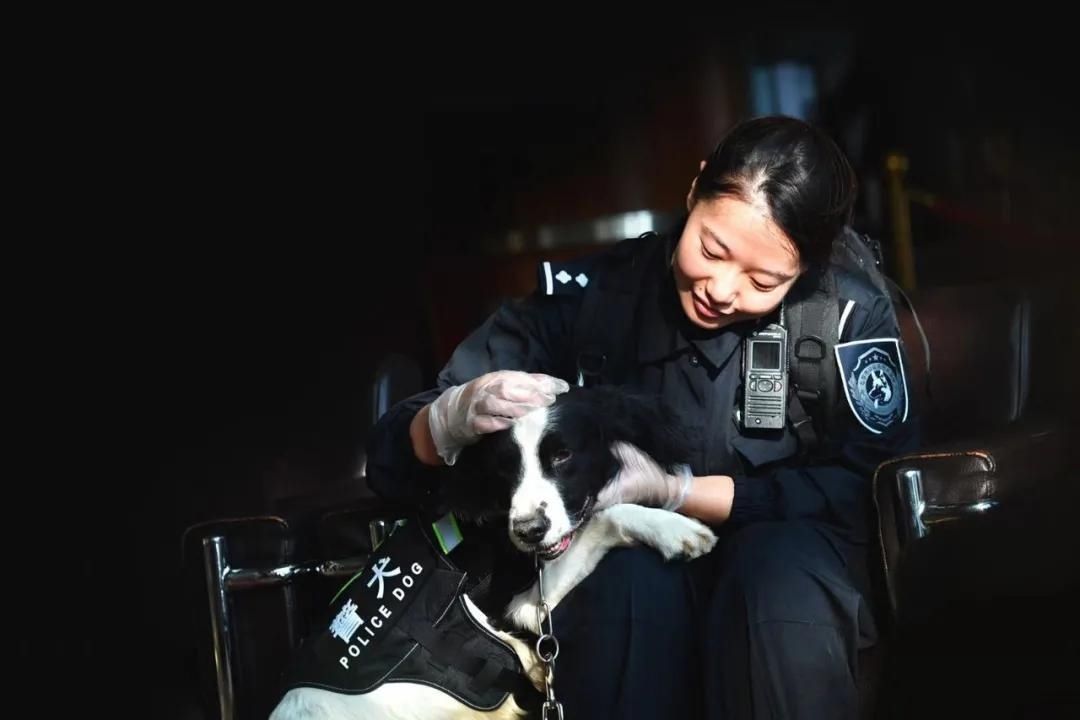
[691,115,856,268]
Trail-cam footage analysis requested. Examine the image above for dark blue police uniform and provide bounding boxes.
[366,230,920,719]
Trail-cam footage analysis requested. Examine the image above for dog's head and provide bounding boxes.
[446,385,691,560]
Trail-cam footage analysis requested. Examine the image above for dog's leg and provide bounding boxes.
[504,505,717,633]
[600,503,718,561]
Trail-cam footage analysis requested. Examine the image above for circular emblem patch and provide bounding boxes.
[836,339,909,434]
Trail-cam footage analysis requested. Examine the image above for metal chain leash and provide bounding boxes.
[534,554,564,720]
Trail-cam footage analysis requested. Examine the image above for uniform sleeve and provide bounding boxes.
[364,289,582,508]
[727,292,922,543]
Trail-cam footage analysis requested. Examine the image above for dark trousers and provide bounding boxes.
[549,545,703,719]
[550,520,878,719]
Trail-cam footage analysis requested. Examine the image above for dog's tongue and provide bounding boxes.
[554,533,573,554]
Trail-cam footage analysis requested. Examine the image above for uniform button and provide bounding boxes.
[689,354,700,366]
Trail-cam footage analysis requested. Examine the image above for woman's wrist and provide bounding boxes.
[678,474,735,524]
[409,404,445,466]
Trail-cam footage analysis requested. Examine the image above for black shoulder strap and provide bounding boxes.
[571,233,663,387]
[399,610,539,704]
[785,268,840,454]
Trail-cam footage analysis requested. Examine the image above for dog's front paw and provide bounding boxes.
[649,512,718,561]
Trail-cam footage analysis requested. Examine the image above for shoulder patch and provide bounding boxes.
[538,260,591,296]
[835,338,909,434]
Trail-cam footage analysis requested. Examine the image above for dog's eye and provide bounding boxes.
[551,450,572,467]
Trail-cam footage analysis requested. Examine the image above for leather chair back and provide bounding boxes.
[896,283,1029,443]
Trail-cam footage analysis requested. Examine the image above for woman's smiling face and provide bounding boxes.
[673,195,802,330]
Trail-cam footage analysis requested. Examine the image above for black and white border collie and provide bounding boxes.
[271,386,717,719]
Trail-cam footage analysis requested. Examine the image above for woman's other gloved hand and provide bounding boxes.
[596,441,694,511]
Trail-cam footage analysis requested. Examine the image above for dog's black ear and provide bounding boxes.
[442,430,519,520]
[582,386,692,472]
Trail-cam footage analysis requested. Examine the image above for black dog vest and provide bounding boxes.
[281,517,538,712]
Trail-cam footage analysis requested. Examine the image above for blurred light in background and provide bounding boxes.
[750,62,818,120]
[500,209,681,252]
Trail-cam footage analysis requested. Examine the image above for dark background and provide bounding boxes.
[54,10,1078,716]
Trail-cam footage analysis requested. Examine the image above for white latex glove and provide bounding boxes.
[596,441,694,511]
[428,370,570,465]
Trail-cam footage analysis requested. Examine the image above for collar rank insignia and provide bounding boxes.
[538,261,589,296]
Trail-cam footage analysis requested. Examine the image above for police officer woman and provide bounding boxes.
[366,115,920,719]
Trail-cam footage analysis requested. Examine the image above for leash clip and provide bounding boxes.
[543,699,565,720]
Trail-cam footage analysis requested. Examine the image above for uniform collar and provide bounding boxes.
[687,318,754,372]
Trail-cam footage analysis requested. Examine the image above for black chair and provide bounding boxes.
[181,352,423,719]
[870,281,1079,717]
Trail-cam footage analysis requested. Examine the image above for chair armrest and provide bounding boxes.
[873,421,1066,615]
[877,421,1063,498]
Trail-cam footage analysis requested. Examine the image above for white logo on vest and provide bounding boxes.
[329,556,425,670]
[367,557,401,599]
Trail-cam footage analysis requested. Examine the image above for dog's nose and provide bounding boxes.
[512,513,551,544]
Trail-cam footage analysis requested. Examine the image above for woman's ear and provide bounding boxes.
[685,159,706,212]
